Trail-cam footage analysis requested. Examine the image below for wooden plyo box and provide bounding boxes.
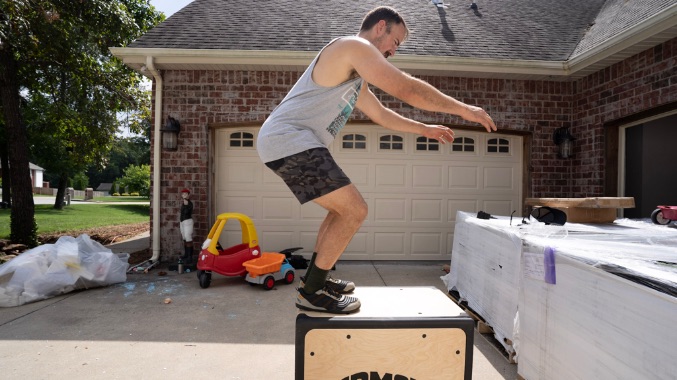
[525,197,635,223]
[295,287,474,380]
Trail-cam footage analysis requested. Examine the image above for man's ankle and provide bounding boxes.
[303,265,329,294]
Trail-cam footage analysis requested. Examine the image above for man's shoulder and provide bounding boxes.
[326,36,370,51]
[320,36,378,69]
[314,36,373,87]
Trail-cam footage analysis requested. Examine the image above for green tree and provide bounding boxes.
[86,134,151,189]
[84,90,151,190]
[71,172,88,191]
[0,1,163,244]
[117,164,150,197]
[0,114,9,207]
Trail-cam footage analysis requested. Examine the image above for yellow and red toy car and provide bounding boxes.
[196,212,296,289]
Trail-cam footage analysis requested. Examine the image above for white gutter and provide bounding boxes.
[145,56,162,263]
[111,47,567,77]
[390,54,567,77]
[110,47,316,67]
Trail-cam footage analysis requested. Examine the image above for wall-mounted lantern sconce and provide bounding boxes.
[161,116,180,151]
[553,127,575,159]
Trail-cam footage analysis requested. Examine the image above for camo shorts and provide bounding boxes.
[264,148,352,204]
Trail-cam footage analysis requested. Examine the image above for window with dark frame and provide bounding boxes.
[379,135,404,150]
[343,134,367,149]
[452,137,475,152]
[416,136,439,152]
[487,138,510,153]
[229,132,254,148]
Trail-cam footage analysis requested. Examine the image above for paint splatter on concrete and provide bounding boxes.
[121,283,136,297]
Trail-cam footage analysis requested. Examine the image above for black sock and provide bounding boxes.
[303,264,329,294]
[304,252,318,279]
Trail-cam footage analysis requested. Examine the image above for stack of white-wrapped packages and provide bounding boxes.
[445,211,677,380]
[0,235,129,307]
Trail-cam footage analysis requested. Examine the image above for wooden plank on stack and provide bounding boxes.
[525,197,635,223]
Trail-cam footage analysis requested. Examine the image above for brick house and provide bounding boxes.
[112,0,677,262]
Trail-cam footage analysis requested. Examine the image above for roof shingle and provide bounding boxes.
[128,0,674,62]
[129,0,613,61]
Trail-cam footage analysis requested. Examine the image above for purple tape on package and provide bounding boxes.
[544,246,556,284]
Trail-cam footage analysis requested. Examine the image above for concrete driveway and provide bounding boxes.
[0,259,517,379]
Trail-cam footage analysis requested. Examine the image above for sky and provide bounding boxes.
[149,0,195,18]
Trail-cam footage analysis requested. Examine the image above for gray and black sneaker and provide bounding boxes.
[296,286,361,314]
[300,275,356,294]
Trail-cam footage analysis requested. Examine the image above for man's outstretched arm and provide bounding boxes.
[355,85,456,144]
[345,37,497,132]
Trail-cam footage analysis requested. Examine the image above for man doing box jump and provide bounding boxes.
[257,6,497,314]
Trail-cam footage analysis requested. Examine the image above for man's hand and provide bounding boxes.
[462,105,497,133]
[422,124,455,144]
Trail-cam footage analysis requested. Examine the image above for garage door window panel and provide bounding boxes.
[415,137,440,153]
[452,137,476,153]
[487,138,510,154]
[342,134,367,150]
[379,134,405,152]
[229,132,255,148]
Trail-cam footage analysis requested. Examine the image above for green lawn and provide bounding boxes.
[0,204,150,239]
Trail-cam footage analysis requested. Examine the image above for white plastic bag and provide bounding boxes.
[0,234,129,307]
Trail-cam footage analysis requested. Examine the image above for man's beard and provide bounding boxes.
[373,35,390,59]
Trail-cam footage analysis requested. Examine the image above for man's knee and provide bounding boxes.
[353,199,368,223]
[337,198,367,227]
[315,184,367,223]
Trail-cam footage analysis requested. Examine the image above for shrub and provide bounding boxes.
[117,164,150,198]
[112,192,120,196]
[72,172,89,191]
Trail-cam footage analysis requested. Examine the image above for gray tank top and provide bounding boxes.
[257,38,364,163]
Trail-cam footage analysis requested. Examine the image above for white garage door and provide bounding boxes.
[214,125,522,261]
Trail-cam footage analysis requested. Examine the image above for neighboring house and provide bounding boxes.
[96,183,113,193]
[111,0,677,262]
[29,163,45,188]
[0,162,46,188]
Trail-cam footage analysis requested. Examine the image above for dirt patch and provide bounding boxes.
[38,222,150,245]
[128,248,152,266]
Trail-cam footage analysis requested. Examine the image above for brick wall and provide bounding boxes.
[150,37,676,261]
[571,37,677,197]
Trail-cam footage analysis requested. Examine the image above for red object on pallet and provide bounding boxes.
[651,205,677,225]
[658,206,677,219]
